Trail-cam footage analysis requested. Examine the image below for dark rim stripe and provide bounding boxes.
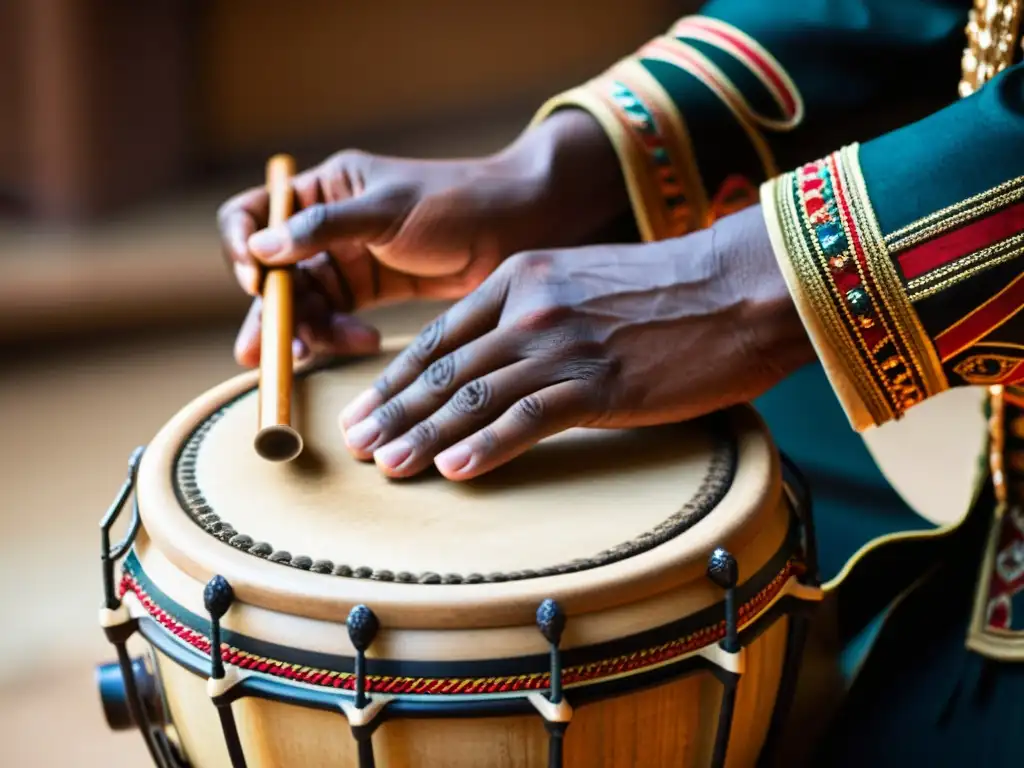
[139,593,813,716]
[120,532,802,695]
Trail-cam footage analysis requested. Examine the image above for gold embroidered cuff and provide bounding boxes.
[530,59,708,243]
[760,144,948,431]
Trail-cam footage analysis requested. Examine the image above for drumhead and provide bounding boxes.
[136,340,782,628]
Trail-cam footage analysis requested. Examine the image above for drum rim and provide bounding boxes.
[136,341,783,629]
[173,386,738,586]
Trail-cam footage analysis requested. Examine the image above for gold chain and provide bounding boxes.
[959,1,1020,506]
[960,0,1024,96]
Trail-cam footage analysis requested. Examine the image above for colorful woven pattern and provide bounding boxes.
[119,558,804,696]
[765,144,947,426]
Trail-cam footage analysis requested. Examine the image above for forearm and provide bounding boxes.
[761,62,1024,430]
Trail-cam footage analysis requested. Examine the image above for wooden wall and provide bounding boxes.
[196,0,683,159]
[1,0,195,221]
[0,0,686,224]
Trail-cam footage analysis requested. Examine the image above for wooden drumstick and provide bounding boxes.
[254,154,304,462]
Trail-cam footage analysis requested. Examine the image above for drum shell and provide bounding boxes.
[123,469,796,768]
[112,343,808,767]
[146,606,790,768]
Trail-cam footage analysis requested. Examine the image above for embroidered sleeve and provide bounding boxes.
[761,63,1024,431]
[529,0,966,243]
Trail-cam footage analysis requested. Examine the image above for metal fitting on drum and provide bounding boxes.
[344,604,387,768]
[203,574,250,768]
[95,656,166,732]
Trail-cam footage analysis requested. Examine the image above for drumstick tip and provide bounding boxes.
[254,424,304,463]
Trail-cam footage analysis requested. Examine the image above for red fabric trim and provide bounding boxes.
[897,201,1024,280]
[644,38,720,91]
[827,155,895,353]
[1005,359,1024,385]
[118,561,804,695]
[676,18,797,117]
[935,272,1024,361]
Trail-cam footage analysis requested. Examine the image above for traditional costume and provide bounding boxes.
[532,1,1024,763]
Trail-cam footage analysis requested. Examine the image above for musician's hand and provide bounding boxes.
[338,204,816,480]
[218,110,629,366]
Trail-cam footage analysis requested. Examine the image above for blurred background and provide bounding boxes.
[0,0,691,764]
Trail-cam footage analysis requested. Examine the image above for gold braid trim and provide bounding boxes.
[609,59,710,237]
[760,164,892,430]
[838,147,948,398]
[760,145,949,431]
[530,65,706,242]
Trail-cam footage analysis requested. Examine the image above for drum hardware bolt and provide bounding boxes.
[203,575,235,680]
[203,575,249,768]
[706,548,739,652]
[706,548,741,768]
[346,604,381,709]
[535,598,567,704]
[346,605,382,768]
[536,599,569,768]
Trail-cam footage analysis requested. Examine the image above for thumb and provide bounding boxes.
[247,185,417,266]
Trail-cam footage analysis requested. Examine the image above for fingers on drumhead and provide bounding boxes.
[371,361,584,480]
[434,381,590,481]
[343,331,520,459]
[344,284,507,421]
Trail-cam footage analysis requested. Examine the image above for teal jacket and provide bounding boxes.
[533,0,1024,657]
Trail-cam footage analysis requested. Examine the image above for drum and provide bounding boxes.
[96,339,822,768]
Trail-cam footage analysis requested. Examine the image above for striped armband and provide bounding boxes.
[762,144,1024,430]
[531,15,803,243]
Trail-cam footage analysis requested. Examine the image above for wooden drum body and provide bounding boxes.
[96,344,822,768]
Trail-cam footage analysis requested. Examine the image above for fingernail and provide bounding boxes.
[292,338,311,362]
[234,263,260,294]
[375,439,413,470]
[435,444,474,476]
[345,417,381,452]
[341,389,383,428]
[248,227,287,258]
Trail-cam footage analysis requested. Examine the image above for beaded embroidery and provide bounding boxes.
[770,146,948,424]
[532,15,804,242]
[604,79,694,231]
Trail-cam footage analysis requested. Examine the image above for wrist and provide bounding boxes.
[713,205,816,377]
[493,109,632,252]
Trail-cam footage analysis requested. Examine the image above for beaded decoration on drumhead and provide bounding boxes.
[173,404,739,585]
